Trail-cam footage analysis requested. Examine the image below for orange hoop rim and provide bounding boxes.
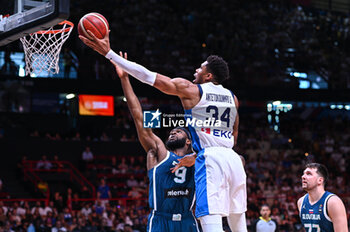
[35,20,74,34]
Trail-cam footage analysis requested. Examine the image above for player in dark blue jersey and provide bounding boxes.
[297,163,348,232]
[113,52,199,232]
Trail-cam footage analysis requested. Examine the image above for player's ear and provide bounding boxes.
[186,139,193,153]
[318,176,323,185]
[205,73,213,82]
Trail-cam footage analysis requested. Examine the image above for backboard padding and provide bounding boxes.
[0,0,70,46]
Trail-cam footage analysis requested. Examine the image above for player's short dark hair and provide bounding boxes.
[260,204,270,210]
[305,163,329,186]
[206,55,230,84]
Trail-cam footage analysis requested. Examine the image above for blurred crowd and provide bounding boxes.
[2,0,350,88]
[1,103,350,231]
[1,0,350,231]
[71,0,350,89]
[0,199,148,232]
[237,108,350,231]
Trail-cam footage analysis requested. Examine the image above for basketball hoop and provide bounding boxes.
[20,20,74,76]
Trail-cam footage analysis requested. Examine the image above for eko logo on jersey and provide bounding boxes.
[201,128,232,139]
[143,109,162,128]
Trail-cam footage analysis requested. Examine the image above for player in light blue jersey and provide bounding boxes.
[80,31,247,232]
[112,53,199,232]
[297,163,348,232]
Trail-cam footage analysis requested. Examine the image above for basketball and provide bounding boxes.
[78,13,109,40]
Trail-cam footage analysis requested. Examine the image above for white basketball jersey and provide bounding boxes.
[184,82,237,152]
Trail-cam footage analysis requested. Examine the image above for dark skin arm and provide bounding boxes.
[79,31,200,109]
[113,52,167,170]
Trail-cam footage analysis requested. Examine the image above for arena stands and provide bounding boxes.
[1,100,350,231]
[1,0,350,231]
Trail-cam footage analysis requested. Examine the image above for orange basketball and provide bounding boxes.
[78,13,109,40]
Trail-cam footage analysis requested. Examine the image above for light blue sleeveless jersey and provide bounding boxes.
[300,191,335,232]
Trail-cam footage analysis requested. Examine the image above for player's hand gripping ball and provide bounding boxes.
[78,13,109,40]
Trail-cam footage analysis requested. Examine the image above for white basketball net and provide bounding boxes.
[20,21,74,76]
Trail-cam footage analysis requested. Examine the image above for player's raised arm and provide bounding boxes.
[153,74,198,99]
[79,31,199,103]
[113,52,167,157]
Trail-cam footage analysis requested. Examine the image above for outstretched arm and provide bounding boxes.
[79,31,199,105]
[113,52,167,158]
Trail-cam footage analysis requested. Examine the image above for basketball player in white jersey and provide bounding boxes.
[80,31,247,232]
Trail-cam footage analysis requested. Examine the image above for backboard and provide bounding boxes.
[0,0,70,46]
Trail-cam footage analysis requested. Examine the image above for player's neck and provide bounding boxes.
[171,148,188,157]
[204,80,219,85]
[308,188,325,204]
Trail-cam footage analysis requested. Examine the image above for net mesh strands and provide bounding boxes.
[20,20,73,76]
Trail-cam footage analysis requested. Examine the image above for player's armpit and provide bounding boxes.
[144,133,169,171]
[135,127,157,151]
[327,196,348,232]
[149,132,168,161]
